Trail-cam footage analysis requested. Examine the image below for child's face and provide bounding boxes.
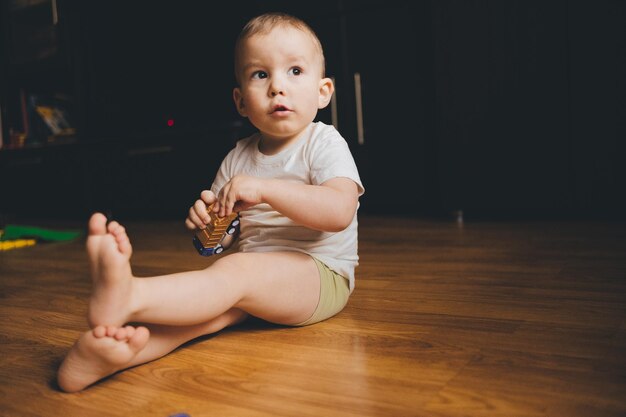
[233,25,333,150]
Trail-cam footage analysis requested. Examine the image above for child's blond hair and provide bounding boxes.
[234,12,326,84]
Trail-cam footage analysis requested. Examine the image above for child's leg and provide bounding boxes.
[58,308,247,392]
[87,213,320,328]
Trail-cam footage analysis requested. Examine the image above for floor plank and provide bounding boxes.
[1,216,625,416]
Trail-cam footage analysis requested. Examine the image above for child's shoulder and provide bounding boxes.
[219,132,261,168]
[234,131,261,149]
[308,122,346,147]
[226,132,261,157]
[303,122,355,167]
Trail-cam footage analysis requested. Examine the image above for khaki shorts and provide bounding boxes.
[292,257,351,326]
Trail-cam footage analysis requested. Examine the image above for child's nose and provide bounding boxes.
[269,78,286,97]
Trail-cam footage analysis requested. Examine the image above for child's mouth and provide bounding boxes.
[271,104,291,114]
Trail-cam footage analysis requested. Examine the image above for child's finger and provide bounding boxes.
[193,200,211,224]
[186,203,206,229]
[218,184,232,217]
[223,191,237,217]
[200,190,216,204]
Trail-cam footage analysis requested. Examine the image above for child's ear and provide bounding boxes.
[233,88,247,117]
[318,78,334,109]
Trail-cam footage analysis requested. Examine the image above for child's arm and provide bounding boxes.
[215,175,359,233]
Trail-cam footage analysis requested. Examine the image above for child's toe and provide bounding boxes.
[88,213,108,236]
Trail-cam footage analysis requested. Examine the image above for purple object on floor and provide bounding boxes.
[169,414,190,417]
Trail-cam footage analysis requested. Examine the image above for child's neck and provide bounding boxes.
[258,124,311,155]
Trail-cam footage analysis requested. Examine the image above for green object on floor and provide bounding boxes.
[0,225,82,242]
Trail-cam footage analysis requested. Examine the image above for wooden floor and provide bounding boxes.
[1,215,625,416]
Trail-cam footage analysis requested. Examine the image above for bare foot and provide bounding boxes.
[87,213,135,328]
[57,325,150,392]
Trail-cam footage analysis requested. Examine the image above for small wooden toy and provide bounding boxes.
[192,204,240,256]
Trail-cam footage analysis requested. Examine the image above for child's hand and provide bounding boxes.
[185,190,217,230]
[215,175,264,217]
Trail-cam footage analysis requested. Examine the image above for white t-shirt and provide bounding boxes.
[211,122,364,292]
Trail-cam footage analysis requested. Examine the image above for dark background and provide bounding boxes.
[1,0,624,221]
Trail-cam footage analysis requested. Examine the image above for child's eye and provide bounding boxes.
[288,67,302,76]
[251,71,268,80]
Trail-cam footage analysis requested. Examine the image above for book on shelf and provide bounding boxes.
[6,90,76,149]
[33,95,75,137]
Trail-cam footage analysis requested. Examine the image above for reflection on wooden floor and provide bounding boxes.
[1,215,625,416]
